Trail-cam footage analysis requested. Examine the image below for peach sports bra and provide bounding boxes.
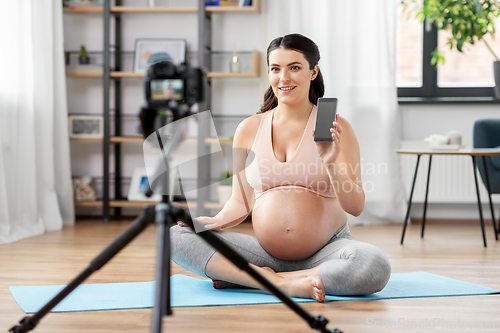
[245,106,336,200]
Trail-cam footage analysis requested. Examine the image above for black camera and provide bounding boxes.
[140,61,205,139]
[144,61,204,107]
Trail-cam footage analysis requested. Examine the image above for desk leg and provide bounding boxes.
[421,155,432,238]
[472,156,487,247]
[481,156,498,240]
[401,155,421,245]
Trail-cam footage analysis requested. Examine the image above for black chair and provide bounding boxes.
[473,119,500,236]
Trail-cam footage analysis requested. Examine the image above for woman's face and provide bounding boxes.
[268,47,318,107]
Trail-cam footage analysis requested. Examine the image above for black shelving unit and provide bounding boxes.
[102,0,210,221]
[68,0,261,220]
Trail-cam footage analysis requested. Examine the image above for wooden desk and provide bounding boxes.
[397,148,500,247]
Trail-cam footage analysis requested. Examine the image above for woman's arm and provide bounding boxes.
[314,115,365,216]
[194,117,257,230]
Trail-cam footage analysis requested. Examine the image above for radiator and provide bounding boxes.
[399,143,500,204]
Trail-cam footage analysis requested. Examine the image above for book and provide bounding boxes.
[238,0,251,6]
[64,1,102,6]
[219,0,238,6]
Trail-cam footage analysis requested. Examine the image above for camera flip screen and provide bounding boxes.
[150,79,183,101]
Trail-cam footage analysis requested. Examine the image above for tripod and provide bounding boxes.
[9,111,342,333]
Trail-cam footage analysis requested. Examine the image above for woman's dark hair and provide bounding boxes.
[259,33,325,113]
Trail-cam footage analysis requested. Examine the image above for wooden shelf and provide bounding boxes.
[70,136,233,143]
[67,49,259,78]
[74,201,103,207]
[111,6,197,13]
[63,6,103,13]
[205,137,234,143]
[110,1,259,14]
[109,136,143,143]
[76,200,224,209]
[206,2,259,13]
[64,3,259,14]
[70,137,103,142]
[110,71,143,78]
[66,72,103,77]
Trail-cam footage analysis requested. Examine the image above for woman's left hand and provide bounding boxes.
[313,115,342,165]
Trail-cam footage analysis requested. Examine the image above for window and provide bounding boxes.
[396,0,423,87]
[396,0,500,99]
[438,24,500,87]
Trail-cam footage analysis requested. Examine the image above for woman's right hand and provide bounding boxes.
[177,216,223,231]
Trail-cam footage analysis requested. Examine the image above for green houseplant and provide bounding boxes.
[79,45,90,65]
[217,171,232,204]
[403,0,500,97]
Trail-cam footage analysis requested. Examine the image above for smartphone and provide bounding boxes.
[314,97,338,142]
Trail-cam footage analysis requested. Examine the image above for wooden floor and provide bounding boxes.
[1,218,499,333]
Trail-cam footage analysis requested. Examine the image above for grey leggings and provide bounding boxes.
[170,223,391,296]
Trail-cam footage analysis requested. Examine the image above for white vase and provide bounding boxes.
[217,185,232,204]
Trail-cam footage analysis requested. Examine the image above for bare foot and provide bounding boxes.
[212,267,276,289]
[280,276,325,302]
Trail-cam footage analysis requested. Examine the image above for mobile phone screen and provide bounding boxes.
[314,97,338,142]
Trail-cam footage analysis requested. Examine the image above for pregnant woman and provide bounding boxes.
[170,33,391,302]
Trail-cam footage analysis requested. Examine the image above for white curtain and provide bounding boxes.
[261,0,407,224]
[0,0,74,244]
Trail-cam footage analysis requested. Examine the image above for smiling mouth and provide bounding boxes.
[279,86,296,91]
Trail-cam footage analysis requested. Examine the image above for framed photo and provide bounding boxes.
[128,168,163,202]
[68,115,103,138]
[133,39,186,73]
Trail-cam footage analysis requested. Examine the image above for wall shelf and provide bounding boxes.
[74,201,104,207]
[106,200,223,209]
[63,7,103,13]
[65,49,259,78]
[70,137,103,142]
[70,137,235,143]
[74,201,224,209]
[66,72,103,77]
[109,136,143,143]
[63,1,259,14]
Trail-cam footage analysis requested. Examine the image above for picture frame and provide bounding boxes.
[133,39,187,73]
[127,168,163,202]
[68,115,103,138]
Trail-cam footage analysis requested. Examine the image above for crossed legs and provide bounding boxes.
[170,224,391,302]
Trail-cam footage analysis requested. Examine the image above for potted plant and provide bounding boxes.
[79,45,90,65]
[217,171,232,204]
[403,0,500,98]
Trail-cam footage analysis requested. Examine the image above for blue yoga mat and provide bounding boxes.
[9,272,500,313]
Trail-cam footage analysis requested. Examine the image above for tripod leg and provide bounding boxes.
[196,229,342,333]
[9,206,156,333]
[152,203,173,333]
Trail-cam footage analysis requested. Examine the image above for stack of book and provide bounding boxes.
[64,1,103,8]
[205,0,252,6]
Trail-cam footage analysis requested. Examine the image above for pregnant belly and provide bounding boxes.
[252,188,347,260]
